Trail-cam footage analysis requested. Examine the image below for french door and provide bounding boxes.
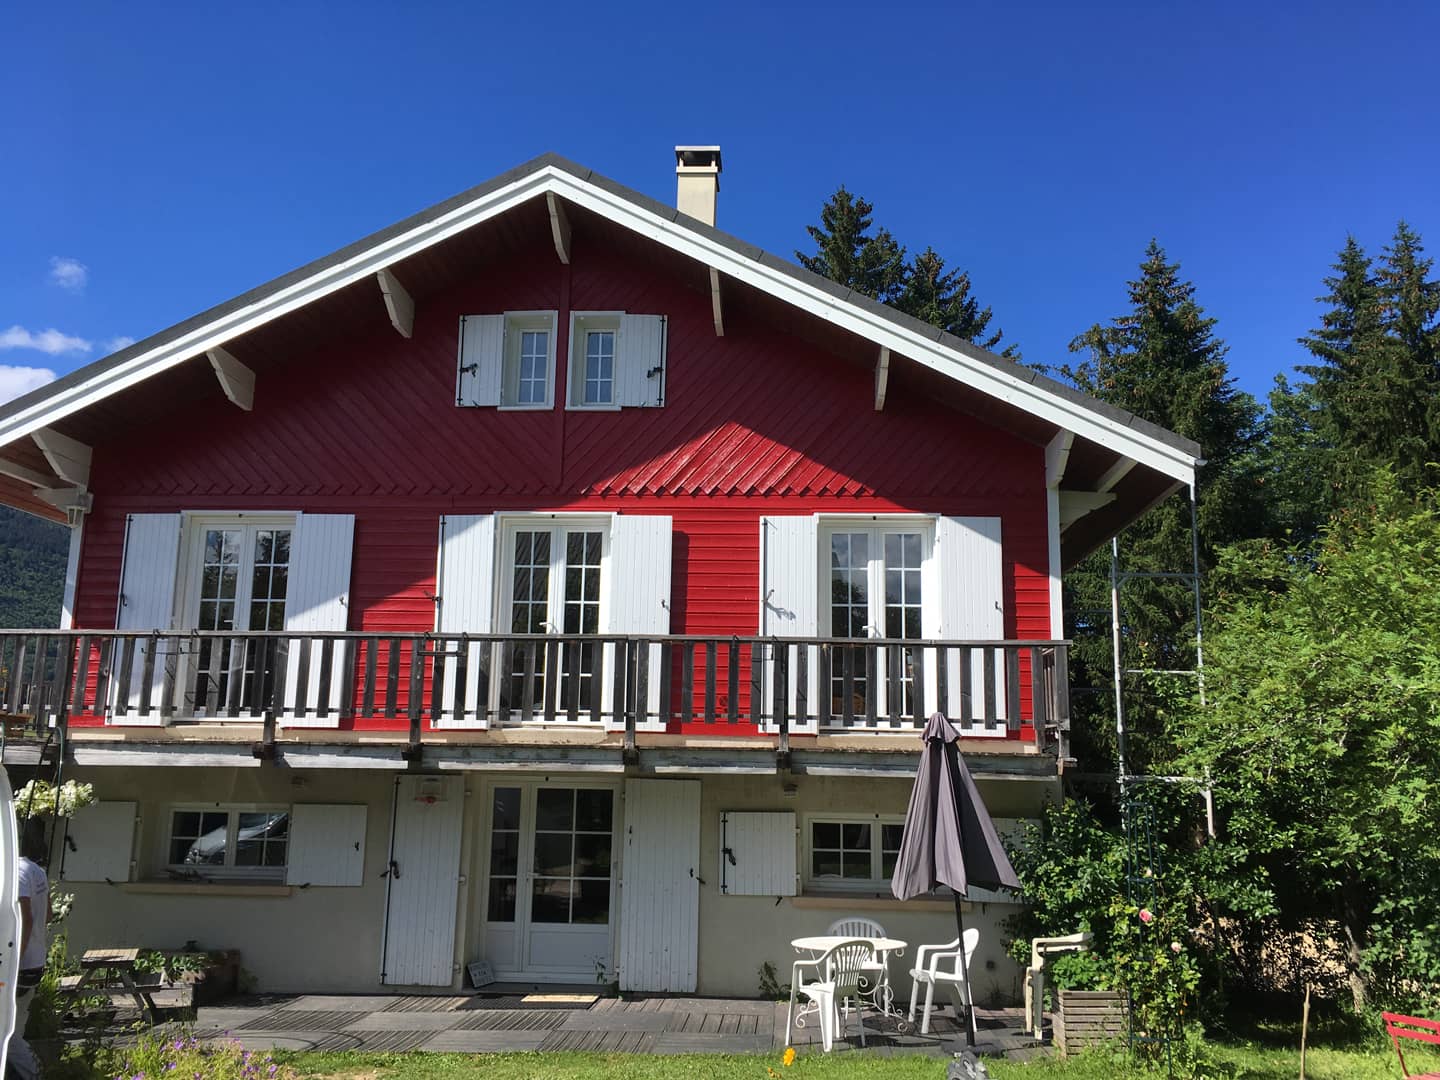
[823,524,931,722]
[179,519,292,715]
[499,523,607,720]
[481,782,617,980]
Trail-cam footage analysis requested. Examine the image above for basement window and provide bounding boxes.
[804,814,905,893]
[166,807,290,882]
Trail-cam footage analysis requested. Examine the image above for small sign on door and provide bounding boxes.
[467,959,496,988]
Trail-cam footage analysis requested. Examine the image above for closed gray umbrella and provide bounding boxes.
[891,713,1021,1043]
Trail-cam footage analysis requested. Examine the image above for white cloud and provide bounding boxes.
[103,335,136,353]
[48,256,88,292]
[0,364,57,404]
[0,325,93,355]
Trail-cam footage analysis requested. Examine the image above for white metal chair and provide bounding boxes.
[907,927,980,1035]
[826,916,890,1009]
[786,939,876,1052]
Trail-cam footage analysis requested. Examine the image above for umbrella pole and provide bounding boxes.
[954,892,976,1046]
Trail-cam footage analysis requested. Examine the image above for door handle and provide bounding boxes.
[382,860,401,879]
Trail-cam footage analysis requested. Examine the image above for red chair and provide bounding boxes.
[1384,1012,1440,1079]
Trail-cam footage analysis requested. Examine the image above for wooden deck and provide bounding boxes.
[147,992,1047,1058]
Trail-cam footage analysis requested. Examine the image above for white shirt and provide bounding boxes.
[16,858,47,971]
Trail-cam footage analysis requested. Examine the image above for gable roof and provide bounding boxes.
[0,153,1199,552]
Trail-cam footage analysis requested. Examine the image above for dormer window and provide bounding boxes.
[500,312,557,410]
[457,311,666,409]
[569,314,622,409]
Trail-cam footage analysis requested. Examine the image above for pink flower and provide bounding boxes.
[1139,908,1154,924]
[1170,942,1182,954]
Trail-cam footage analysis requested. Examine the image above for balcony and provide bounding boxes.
[0,631,1070,771]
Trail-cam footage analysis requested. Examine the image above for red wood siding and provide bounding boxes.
[71,237,1052,733]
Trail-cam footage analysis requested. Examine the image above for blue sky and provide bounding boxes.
[3,1,1436,407]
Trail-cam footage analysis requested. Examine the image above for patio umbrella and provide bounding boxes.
[891,712,1021,1044]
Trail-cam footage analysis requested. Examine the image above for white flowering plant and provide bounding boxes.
[15,779,96,819]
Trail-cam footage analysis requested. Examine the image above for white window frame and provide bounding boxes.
[802,811,906,894]
[164,804,291,882]
[494,514,614,722]
[172,513,297,718]
[176,513,297,629]
[567,312,624,411]
[817,516,938,721]
[500,311,558,411]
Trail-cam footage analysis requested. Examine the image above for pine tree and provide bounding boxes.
[797,189,1020,356]
[1062,241,1264,777]
[893,248,1019,358]
[1298,225,1440,498]
[795,187,906,303]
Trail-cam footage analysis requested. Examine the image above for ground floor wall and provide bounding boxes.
[40,763,1060,1002]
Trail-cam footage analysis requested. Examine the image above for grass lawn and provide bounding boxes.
[277,1036,1437,1079]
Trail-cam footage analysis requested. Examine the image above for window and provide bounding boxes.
[821,521,934,720]
[567,314,622,408]
[805,814,904,892]
[498,518,608,717]
[501,312,557,409]
[531,788,614,924]
[167,807,290,881]
[180,516,295,714]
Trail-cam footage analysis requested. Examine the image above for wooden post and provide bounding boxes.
[1299,983,1311,1080]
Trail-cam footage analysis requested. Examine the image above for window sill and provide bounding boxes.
[793,892,1019,911]
[497,403,554,412]
[565,403,623,412]
[121,881,293,898]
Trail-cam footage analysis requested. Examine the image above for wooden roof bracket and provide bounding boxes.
[874,347,891,411]
[547,192,572,265]
[375,269,415,338]
[206,347,256,410]
[709,267,724,337]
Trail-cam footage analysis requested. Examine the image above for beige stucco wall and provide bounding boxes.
[48,764,1058,1001]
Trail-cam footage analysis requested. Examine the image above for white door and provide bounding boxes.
[822,524,934,723]
[618,779,701,993]
[481,782,617,981]
[381,776,464,986]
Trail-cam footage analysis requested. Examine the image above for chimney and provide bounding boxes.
[675,145,722,226]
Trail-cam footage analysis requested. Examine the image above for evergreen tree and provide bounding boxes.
[797,189,1020,356]
[795,187,906,303]
[1061,241,1265,777]
[893,248,1019,358]
[1298,225,1440,498]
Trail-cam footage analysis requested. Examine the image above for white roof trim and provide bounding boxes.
[0,164,1196,487]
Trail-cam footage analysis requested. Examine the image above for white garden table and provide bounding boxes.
[787,934,909,1041]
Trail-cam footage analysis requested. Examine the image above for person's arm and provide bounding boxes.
[18,893,32,959]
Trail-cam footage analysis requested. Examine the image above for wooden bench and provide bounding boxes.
[62,948,159,1023]
[1384,1012,1440,1079]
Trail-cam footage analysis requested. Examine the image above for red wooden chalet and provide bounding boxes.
[0,148,1198,997]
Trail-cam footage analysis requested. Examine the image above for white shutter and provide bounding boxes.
[720,811,797,896]
[618,314,665,407]
[457,315,504,407]
[60,801,136,883]
[759,516,819,733]
[619,779,701,992]
[282,513,355,727]
[937,515,1006,729]
[112,514,182,725]
[605,515,672,728]
[434,514,495,728]
[286,804,368,886]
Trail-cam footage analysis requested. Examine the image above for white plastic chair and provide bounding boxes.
[786,939,875,1051]
[907,927,980,1035]
[825,917,890,1008]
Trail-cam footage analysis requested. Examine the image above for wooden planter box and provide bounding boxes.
[1054,990,1128,1055]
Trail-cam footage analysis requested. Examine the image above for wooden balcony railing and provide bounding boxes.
[0,631,1070,758]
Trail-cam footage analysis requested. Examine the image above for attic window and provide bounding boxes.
[501,313,557,409]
